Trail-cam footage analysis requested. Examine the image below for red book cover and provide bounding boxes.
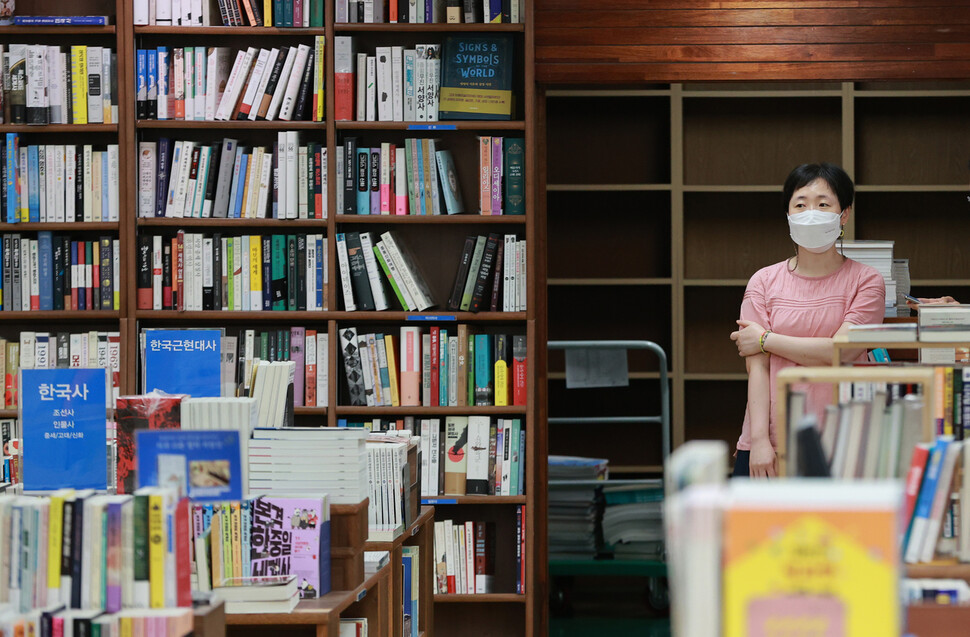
[176,231,185,312]
[903,443,931,532]
[334,76,354,122]
[162,245,173,309]
[313,148,323,219]
[108,333,121,399]
[305,329,317,407]
[512,335,526,406]
[430,327,439,407]
[170,238,179,310]
[174,497,193,607]
[114,394,184,494]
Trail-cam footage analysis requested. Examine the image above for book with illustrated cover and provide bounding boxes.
[115,392,185,494]
[250,495,331,598]
[438,34,513,120]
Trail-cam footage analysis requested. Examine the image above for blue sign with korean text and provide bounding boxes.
[136,429,243,502]
[21,368,107,491]
[144,329,222,397]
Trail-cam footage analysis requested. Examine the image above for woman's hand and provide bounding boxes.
[749,437,777,478]
[731,320,765,357]
[907,295,958,309]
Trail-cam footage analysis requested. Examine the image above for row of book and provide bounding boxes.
[421,416,525,497]
[189,494,331,604]
[2,331,121,408]
[366,437,414,540]
[0,419,18,485]
[335,0,523,23]
[1,45,117,125]
[134,0,326,27]
[0,488,193,615]
[138,135,328,220]
[334,38,440,123]
[432,514,524,595]
[229,328,329,407]
[336,136,524,216]
[448,233,526,311]
[902,436,969,565]
[136,41,326,122]
[3,138,121,224]
[135,232,328,312]
[0,234,121,312]
[334,35,514,122]
[336,230,430,312]
[0,607,193,637]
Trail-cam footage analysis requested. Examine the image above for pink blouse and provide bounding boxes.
[736,258,886,451]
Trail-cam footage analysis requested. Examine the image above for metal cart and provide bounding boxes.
[547,340,671,614]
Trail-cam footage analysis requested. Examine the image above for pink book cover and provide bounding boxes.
[380,145,391,214]
[399,327,421,406]
[490,137,503,215]
[106,501,123,613]
[251,496,331,598]
[293,0,304,26]
[395,147,408,215]
[291,327,306,407]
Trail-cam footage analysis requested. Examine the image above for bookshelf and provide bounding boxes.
[542,82,970,474]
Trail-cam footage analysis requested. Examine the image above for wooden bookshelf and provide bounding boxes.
[542,82,970,470]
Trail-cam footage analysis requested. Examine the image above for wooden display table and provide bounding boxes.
[194,600,227,637]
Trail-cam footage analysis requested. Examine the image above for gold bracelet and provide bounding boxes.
[759,330,772,355]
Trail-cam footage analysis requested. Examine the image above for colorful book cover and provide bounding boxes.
[722,481,900,637]
[438,34,513,120]
[250,495,331,598]
[135,429,243,502]
[143,329,222,397]
[20,367,108,490]
[115,393,185,495]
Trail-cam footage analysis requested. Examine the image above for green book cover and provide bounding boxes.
[286,234,297,310]
[271,235,285,310]
[503,137,524,215]
[226,237,234,311]
[373,245,408,310]
[260,331,269,361]
[310,0,324,27]
[132,495,149,584]
[439,34,514,120]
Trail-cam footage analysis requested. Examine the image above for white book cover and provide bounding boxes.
[45,146,56,222]
[172,141,195,218]
[255,149,273,219]
[102,49,113,123]
[266,46,297,121]
[138,142,157,218]
[59,52,69,125]
[183,47,196,119]
[403,49,416,121]
[518,240,526,310]
[358,332,376,407]
[276,131,287,218]
[86,47,103,124]
[356,52,368,121]
[427,139,441,216]
[297,145,309,218]
[504,234,515,311]
[157,47,170,119]
[193,45,206,120]
[390,46,404,122]
[248,48,279,121]
[363,0,374,23]
[164,140,184,217]
[220,237,229,309]
[380,231,431,310]
[426,45,440,122]
[358,232,389,311]
[316,333,328,407]
[65,146,76,222]
[215,48,254,121]
[107,144,120,221]
[365,56,377,122]
[209,47,232,120]
[91,149,102,221]
[135,0,150,23]
[47,46,63,124]
[82,145,94,222]
[336,146,345,215]
[375,47,393,122]
[152,235,163,309]
[285,131,299,219]
[335,0,347,22]
[25,45,48,122]
[240,48,270,119]
[414,45,427,121]
[278,44,310,121]
[335,233,356,311]
[306,237,317,311]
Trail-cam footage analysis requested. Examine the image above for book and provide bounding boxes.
[136,429,244,502]
[115,393,184,495]
[439,35,513,120]
[251,495,331,597]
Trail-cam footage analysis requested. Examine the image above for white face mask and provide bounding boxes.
[788,209,842,253]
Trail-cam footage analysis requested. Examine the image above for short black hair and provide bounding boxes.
[782,163,854,211]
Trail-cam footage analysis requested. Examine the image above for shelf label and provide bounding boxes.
[407,315,456,322]
[422,498,457,505]
[407,124,457,131]
[357,588,367,602]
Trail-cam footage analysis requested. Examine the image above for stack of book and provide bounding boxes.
[365,437,412,541]
[547,456,608,560]
[335,0,523,22]
[340,326,527,407]
[247,427,369,503]
[10,16,112,26]
[4,136,121,223]
[136,232,328,312]
[903,578,970,605]
[336,137,524,215]
[133,0,326,27]
[138,135,328,220]
[601,483,664,561]
[421,416,525,497]
[212,575,300,614]
[840,240,897,316]
[136,40,326,122]
[918,305,970,364]
[0,233,120,311]
[0,44,117,125]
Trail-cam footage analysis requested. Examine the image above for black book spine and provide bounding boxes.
[100,236,112,310]
[70,495,84,607]
[469,233,501,312]
[11,234,20,312]
[286,234,297,311]
[448,236,475,310]
[344,231,375,311]
[61,236,71,309]
[2,235,11,312]
[212,233,222,310]
[296,233,307,311]
[257,47,288,121]
[155,138,171,217]
[203,143,220,215]
[369,148,380,212]
[399,0,408,22]
[52,233,64,311]
[501,0,510,23]
[136,234,152,309]
[262,235,272,310]
[75,147,84,222]
[162,243,172,310]
[293,50,315,121]
[343,137,357,214]
[489,238,504,311]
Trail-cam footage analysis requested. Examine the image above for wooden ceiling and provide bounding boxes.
[535,1,970,83]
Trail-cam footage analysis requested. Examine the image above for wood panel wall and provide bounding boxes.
[535,1,970,83]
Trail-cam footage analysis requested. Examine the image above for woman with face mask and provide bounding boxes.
[728,163,886,478]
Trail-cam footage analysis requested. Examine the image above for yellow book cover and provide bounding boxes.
[249,236,261,298]
[385,334,400,406]
[935,366,946,434]
[210,512,223,589]
[18,160,27,222]
[315,36,325,122]
[221,502,232,583]
[722,483,900,637]
[264,0,272,25]
[494,360,508,406]
[147,493,166,608]
[231,502,242,584]
[944,367,954,435]
[119,617,132,637]
[70,46,88,125]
